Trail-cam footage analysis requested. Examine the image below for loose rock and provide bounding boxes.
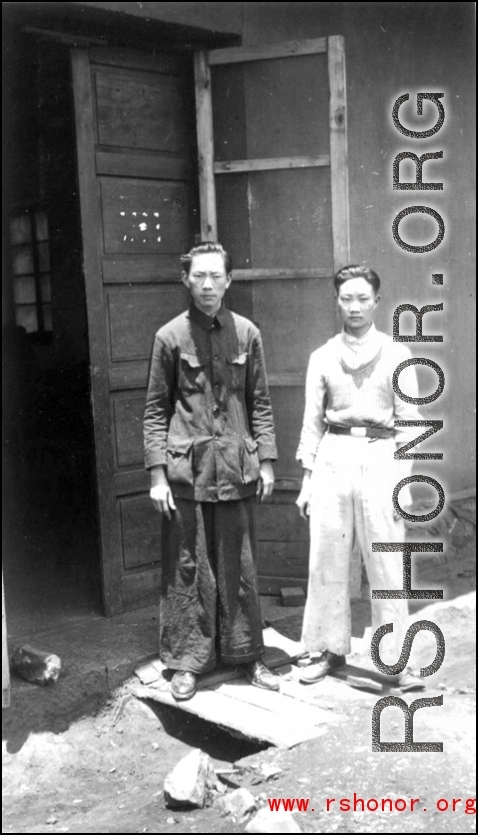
[216,788,257,821]
[245,808,303,833]
[164,749,216,809]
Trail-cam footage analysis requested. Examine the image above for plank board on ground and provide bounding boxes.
[129,682,327,748]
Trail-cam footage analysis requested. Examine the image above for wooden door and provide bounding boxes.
[71,47,197,615]
[195,38,350,594]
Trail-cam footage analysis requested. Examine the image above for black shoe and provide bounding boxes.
[243,659,280,691]
[299,651,346,684]
[171,671,197,701]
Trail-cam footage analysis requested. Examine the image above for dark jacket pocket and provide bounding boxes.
[166,436,194,485]
[227,352,248,391]
[241,436,261,484]
[179,352,206,394]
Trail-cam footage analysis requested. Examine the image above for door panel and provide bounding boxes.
[72,46,197,614]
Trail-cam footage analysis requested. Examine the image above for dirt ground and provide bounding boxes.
[2,593,476,835]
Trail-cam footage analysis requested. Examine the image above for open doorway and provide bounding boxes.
[2,30,102,634]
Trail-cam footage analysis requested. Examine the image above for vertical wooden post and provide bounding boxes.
[2,573,10,708]
[328,35,350,274]
[193,50,218,241]
[71,48,122,616]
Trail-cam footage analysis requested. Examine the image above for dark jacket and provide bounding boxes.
[144,302,277,501]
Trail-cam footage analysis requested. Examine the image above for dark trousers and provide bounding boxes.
[160,497,264,674]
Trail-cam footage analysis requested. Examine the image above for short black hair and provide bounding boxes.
[180,242,232,276]
[334,264,381,295]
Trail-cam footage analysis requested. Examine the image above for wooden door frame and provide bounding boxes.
[71,48,123,615]
[194,36,350,275]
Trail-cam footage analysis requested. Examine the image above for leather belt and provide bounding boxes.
[327,424,394,439]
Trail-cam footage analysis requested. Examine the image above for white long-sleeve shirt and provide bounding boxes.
[296,324,421,471]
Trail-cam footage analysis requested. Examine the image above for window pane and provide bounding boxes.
[40,274,51,302]
[10,215,32,245]
[15,305,38,333]
[12,246,34,275]
[35,212,49,242]
[13,275,36,305]
[42,304,53,332]
[38,242,50,272]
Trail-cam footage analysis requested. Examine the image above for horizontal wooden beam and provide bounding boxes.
[209,38,327,66]
[214,156,329,174]
[232,268,331,281]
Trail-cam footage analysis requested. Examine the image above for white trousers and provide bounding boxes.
[302,433,408,664]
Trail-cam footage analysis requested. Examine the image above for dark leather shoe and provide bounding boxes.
[299,651,346,683]
[243,659,280,691]
[171,671,197,701]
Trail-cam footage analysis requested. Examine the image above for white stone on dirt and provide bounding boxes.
[164,748,216,809]
[245,808,303,833]
[217,788,257,821]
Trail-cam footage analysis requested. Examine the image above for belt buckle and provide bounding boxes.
[350,426,367,438]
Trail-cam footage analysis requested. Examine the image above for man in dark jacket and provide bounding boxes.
[144,241,279,700]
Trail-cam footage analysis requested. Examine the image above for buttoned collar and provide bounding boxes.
[341,321,376,348]
[188,301,227,331]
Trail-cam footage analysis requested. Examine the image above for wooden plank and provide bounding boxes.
[115,469,150,497]
[259,575,308,596]
[109,362,149,391]
[193,51,217,240]
[90,46,185,75]
[129,683,326,747]
[209,38,327,66]
[208,680,336,726]
[242,53,330,160]
[95,66,187,152]
[247,168,333,269]
[71,48,123,616]
[328,35,350,273]
[258,541,309,581]
[267,373,305,387]
[119,496,162,569]
[96,150,189,180]
[216,175,252,269]
[100,178,190,255]
[106,286,187,362]
[257,503,309,543]
[112,393,145,467]
[232,268,331,280]
[121,569,161,611]
[102,255,182,283]
[214,156,330,173]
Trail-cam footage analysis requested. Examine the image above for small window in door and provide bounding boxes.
[10,209,52,336]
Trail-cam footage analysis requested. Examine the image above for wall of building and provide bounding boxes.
[237,1,476,495]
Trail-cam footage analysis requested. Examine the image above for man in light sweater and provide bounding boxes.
[296,264,425,691]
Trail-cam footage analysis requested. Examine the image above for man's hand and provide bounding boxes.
[296,468,312,520]
[150,466,176,520]
[256,460,274,502]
